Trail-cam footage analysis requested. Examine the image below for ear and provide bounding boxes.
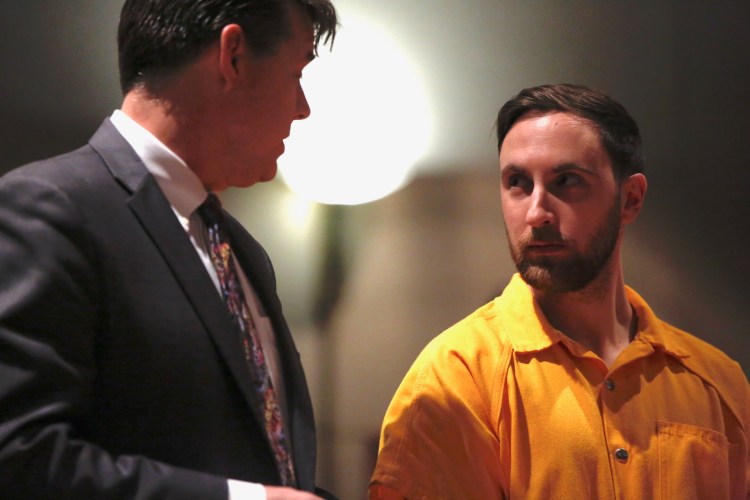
[620,173,647,225]
[218,24,247,89]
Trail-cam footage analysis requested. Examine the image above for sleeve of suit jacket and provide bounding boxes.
[0,164,228,499]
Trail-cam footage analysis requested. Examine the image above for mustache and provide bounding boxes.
[518,226,568,248]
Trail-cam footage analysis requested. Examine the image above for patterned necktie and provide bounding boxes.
[198,194,296,487]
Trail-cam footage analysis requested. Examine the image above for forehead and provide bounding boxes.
[287,4,316,57]
[499,111,608,170]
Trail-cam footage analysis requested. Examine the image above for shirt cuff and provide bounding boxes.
[227,479,267,500]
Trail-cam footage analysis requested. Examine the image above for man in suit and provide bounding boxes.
[0,0,338,498]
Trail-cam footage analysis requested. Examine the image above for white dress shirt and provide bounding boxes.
[110,109,291,500]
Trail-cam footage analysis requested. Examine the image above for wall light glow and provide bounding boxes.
[278,13,433,205]
[280,189,319,235]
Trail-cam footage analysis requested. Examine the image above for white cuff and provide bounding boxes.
[227,479,267,500]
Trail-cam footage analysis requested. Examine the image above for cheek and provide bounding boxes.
[502,216,525,250]
[501,199,525,229]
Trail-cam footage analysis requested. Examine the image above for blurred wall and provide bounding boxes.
[1,1,748,499]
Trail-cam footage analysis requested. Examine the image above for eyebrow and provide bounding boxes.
[500,164,525,176]
[553,162,600,177]
[501,162,599,177]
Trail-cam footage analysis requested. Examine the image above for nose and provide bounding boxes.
[525,188,555,227]
[296,83,311,120]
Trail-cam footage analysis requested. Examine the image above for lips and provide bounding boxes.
[523,241,567,256]
[529,240,562,246]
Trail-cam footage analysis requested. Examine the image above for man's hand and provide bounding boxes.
[265,486,324,499]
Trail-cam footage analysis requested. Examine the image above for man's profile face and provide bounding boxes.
[218,6,316,189]
[499,111,623,293]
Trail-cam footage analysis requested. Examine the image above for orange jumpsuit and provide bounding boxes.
[370,274,749,499]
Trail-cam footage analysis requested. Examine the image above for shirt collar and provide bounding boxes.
[496,273,691,360]
[625,286,691,359]
[495,274,565,353]
[110,109,208,219]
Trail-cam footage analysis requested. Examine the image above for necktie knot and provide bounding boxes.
[198,193,223,226]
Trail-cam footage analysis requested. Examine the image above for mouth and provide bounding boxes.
[274,142,286,159]
[524,242,567,255]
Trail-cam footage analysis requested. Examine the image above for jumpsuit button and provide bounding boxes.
[615,448,629,462]
[605,379,615,391]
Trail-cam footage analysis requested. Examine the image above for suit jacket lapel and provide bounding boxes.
[88,120,270,436]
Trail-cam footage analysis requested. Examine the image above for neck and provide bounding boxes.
[121,80,205,157]
[120,58,223,191]
[532,256,634,367]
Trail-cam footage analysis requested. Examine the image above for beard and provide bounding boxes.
[508,197,621,293]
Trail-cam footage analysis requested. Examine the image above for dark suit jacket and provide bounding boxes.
[0,120,319,499]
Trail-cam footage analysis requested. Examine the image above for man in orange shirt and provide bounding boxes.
[369,83,749,499]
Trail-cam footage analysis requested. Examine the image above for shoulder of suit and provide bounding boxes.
[3,143,98,181]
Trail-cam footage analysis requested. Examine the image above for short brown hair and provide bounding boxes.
[496,83,644,181]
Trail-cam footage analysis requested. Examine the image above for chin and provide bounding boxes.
[231,162,277,188]
[258,164,278,183]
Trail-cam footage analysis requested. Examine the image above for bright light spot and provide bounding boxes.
[279,13,432,205]
[281,189,318,236]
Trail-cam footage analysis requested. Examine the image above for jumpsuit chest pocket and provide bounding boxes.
[657,421,738,499]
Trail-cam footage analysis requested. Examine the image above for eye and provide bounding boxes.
[556,173,582,187]
[506,173,531,191]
